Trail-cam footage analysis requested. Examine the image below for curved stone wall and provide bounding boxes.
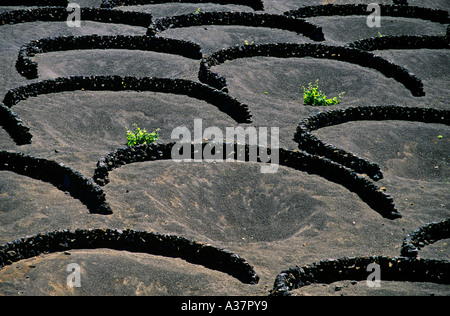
[16,35,202,79]
[0,7,152,28]
[147,11,325,42]
[294,105,450,181]
[101,0,264,11]
[0,0,68,5]
[0,103,32,146]
[0,151,112,215]
[270,255,450,296]
[198,43,425,96]
[284,4,449,24]
[1,75,252,145]
[348,35,449,51]
[0,228,260,284]
[92,141,401,219]
[401,218,450,257]
[1,1,448,296]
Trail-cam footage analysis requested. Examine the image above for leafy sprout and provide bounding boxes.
[301,80,345,106]
[193,7,201,20]
[126,124,160,147]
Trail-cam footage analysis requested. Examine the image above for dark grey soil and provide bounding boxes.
[0,0,448,296]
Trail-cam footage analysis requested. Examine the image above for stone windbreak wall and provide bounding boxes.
[147,11,324,42]
[0,228,260,284]
[0,2,448,295]
[16,35,202,79]
[294,105,450,181]
[92,141,401,219]
[199,43,425,96]
[0,75,253,145]
[101,0,264,11]
[0,151,112,214]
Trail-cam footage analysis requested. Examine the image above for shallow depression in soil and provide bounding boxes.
[102,160,374,243]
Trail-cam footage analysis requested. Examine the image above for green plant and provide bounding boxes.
[193,7,201,20]
[126,124,160,147]
[301,80,345,106]
[235,40,255,47]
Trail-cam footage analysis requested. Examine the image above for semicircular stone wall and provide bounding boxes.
[0,1,448,296]
[199,43,425,96]
[0,228,260,285]
[92,141,401,219]
[294,105,450,181]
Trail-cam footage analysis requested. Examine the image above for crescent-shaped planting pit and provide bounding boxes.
[401,218,450,258]
[271,255,450,296]
[294,105,450,181]
[0,7,153,28]
[0,151,112,215]
[199,43,425,96]
[0,75,252,145]
[101,0,264,11]
[16,35,202,79]
[93,141,401,220]
[283,4,449,25]
[147,11,324,42]
[0,228,259,285]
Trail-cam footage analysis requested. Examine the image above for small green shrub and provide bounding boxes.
[126,124,160,147]
[193,7,201,20]
[301,80,345,106]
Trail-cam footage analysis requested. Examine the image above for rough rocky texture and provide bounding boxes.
[0,7,152,28]
[101,0,264,11]
[348,34,449,51]
[284,4,449,24]
[401,218,450,258]
[271,256,450,296]
[0,0,68,5]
